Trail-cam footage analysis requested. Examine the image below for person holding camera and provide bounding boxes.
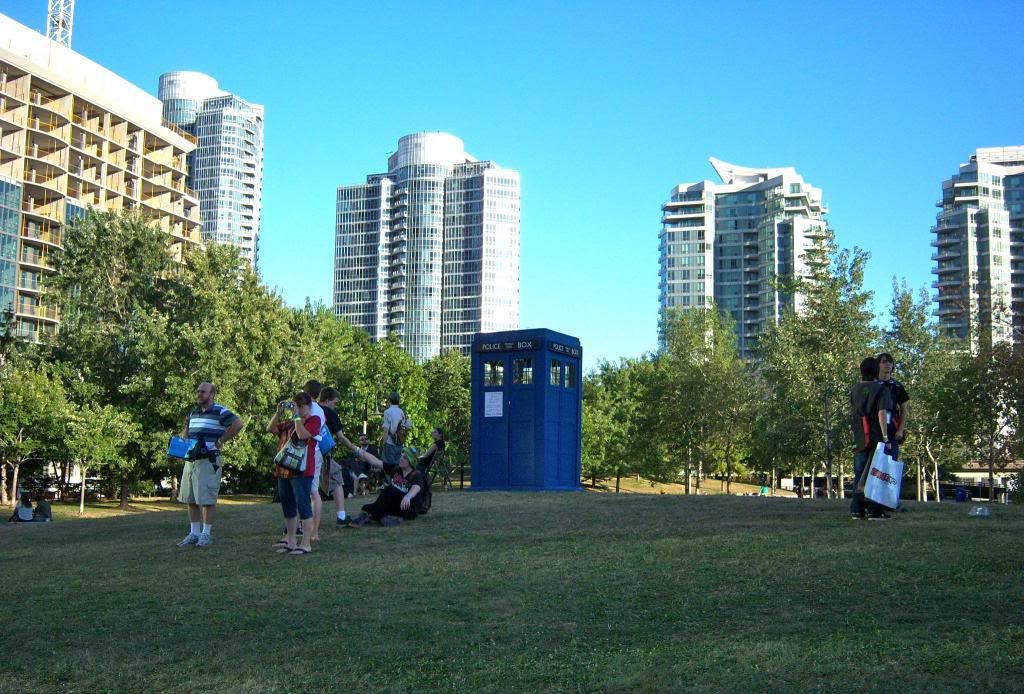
[177,382,243,547]
[335,432,425,527]
[268,392,321,555]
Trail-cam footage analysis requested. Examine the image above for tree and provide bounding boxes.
[65,404,139,514]
[0,361,63,506]
[353,338,429,449]
[759,237,877,497]
[423,349,471,472]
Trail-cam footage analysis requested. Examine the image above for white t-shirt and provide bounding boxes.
[383,404,405,445]
[309,401,325,435]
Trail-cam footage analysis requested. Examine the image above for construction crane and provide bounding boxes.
[46,0,75,48]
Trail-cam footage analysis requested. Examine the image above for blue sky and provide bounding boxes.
[4,0,1022,369]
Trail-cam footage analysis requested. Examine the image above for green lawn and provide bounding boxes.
[2,492,1021,692]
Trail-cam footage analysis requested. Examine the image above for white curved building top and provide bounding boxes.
[708,156,797,185]
[388,132,476,171]
[157,71,224,102]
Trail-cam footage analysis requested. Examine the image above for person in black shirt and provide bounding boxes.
[849,357,892,519]
[877,353,910,460]
[335,433,425,527]
[318,388,347,526]
[418,428,446,471]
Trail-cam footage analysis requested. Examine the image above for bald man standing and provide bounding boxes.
[177,382,243,547]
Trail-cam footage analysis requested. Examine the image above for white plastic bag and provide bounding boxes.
[863,442,904,510]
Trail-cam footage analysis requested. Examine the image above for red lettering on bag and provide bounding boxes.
[870,467,897,487]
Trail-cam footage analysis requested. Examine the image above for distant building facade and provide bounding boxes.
[0,13,200,341]
[932,146,1024,345]
[159,71,264,269]
[335,132,520,362]
[659,158,829,357]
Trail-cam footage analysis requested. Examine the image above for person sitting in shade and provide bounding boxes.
[8,493,34,522]
[32,491,52,522]
[335,432,426,527]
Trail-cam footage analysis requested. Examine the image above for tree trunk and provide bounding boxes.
[10,462,20,506]
[917,461,923,502]
[770,465,776,497]
[838,458,845,499]
[170,469,179,500]
[79,466,87,515]
[119,471,130,510]
[615,471,621,493]
[987,442,995,503]
[934,460,941,503]
[591,472,597,488]
[823,394,834,498]
[725,442,732,495]
[1,463,8,507]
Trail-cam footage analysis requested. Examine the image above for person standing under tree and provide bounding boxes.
[381,391,409,470]
[318,387,348,526]
[849,358,892,520]
[877,352,909,461]
[177,382,243,547]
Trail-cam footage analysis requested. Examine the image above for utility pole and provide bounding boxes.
[47,0,75,48]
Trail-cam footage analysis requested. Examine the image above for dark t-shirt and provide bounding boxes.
[850,381,892,452]
[321,405,343,436]
[880,379,909,433]
[421,439,446,468]
[389,468,426,512]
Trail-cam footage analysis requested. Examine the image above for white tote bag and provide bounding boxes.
[863,442,904,510]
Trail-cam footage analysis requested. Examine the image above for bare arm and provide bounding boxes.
[293,417,314,441]
[878,410,889,442]
[336,432,383,469]
[218,418,244,448]
[897,402,909,440]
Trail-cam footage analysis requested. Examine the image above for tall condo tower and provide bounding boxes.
[659,157,829,357]
[158,71,264,270]
[335,132,520,363]
[932,146,1024,345]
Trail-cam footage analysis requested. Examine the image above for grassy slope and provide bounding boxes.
[1,493,1021,693]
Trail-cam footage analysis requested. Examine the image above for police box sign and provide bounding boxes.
[475,339,540,353]
[548,341,581,359]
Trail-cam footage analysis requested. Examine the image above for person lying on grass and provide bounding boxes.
[335,432,425,527]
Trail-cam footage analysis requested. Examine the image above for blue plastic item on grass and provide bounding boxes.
[954,487,969,503]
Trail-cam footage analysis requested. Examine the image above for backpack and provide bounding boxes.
[392,410,411,445]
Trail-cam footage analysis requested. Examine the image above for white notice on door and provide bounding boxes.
[484,391,503,418]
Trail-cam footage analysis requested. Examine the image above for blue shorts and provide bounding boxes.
[278,476,313,520]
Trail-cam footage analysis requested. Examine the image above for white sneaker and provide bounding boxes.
[178,533,200,547]
[197,532,212,547]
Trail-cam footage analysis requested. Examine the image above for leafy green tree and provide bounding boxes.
[353,338,429,448]
[0,360,65,506]
[759,237,877,497]
[423,349,471,472]
[65,404,140,514]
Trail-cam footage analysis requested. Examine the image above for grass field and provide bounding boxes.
[2,491,1021,693]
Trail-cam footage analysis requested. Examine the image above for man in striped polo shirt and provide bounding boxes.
[177,382,244,547]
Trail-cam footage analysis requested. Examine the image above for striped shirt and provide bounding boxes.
[186,403,239,444]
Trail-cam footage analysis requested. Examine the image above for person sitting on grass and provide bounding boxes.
[418,427,446,471]
[32,492,52,522]
[267,393,321,555]
[8,493,34,522]
[336,432,425,527]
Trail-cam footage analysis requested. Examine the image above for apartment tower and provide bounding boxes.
[159,71,264,270]
[932,146,1024,345]
[335,132,520,363]
[0,13,200,341]
[659,157,828,357]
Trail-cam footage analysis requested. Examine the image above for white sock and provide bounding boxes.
[337,511,346,520]
[201,524,212,536]
[190,522,201,535]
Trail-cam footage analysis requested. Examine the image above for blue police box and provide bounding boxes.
[470,329,582,491]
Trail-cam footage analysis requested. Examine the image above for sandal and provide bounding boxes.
[275,545,297,554]
[288,547,311,556]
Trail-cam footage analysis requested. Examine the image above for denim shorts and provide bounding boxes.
[278,476,313,520]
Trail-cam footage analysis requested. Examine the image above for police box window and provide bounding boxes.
[565,363,577,389]
[484,360,504,386]
[513,358,533,385]
[550,360,562,386]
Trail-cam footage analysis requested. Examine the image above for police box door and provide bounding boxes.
[478,354,510,487]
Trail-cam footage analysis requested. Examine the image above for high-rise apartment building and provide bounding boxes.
[158,71,264,269]
[659,157,828,357]
[932,146,1024,345]
[335,132,520,363]
[0,13,200,341]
